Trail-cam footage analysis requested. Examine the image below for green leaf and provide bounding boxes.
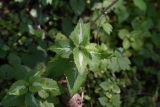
[49,40,72,58]
[114,5,130,23]
[29,77,60,96]
[39,101,55,107]
[66,68,87,96]
[133,0,147,11]
[25,93,39,107]
[107,51,131,72]
[73,48,89,74]
[102,23,113,35]
[0,64,14,80]
[13,65,30,80]
[70,20,90,46]
[118,29,130,40]
[62,18,73,35]
[111,94,121,107]
[98,97,108,106]
[70,0,85,15]
[1,95,25,107]
[118,56,131,70]
[8,80,28,96]
[38,90,49,99]
[108,57,120,72]
[46,57,74,79]
[123,39,130,49]
[7,53,21,65]
[100,79,113,91]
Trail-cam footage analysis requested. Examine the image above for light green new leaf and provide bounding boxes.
[133,0,147,11]
[8,80,28,96]
[29,77,61,96]
[73,48,89,74]
[49,40,72,58]
[70,20,90,46]
[38,90,49,99]
[123,39,130,49]
[25,93,39,107]
[118,29,130,40]
[102,23,113,35]
[39,101,55,107]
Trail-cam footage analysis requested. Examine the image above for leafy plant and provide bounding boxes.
[0,0,160,107]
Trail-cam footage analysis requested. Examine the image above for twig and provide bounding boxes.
[92,0,118,23]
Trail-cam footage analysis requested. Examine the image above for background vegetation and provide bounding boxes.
[0,0,160,107]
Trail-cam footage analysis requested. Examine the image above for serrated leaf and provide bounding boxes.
[8,80,28,96]
[49,40,72,58]
[25,93,39,107]
[108,51,131,72]
[133,0,147,11]
[70,20,90,46]
[118,57,131,70]
[73,48,89,74]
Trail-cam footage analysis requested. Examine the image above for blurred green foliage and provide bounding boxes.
[0,0,160,107]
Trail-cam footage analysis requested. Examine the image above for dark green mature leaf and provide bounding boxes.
[62,18,74,35]
[7,53,21,65]
[70,0,85,15]
[25,93,39,107]
[73,48,89,75]
[13,65,31,80]
[0,64,14,80]
[46,57,74,79]
[8,80,28,96]
[114,4,129,22]
[70,20,90,46]
[1,95,25,107]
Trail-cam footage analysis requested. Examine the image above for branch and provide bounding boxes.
[92,0,118,23]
